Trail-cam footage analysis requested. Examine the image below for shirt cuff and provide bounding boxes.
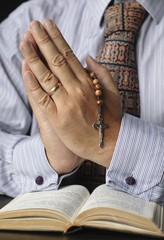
[12,133,76,193]
[106,113,164,200]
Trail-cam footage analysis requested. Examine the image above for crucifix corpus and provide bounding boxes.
[93,105,109,148]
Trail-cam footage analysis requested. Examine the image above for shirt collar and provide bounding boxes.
[87,0,112,27]
[88,0,164,26]
[137,0,164,24]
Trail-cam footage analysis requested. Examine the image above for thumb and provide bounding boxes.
[86,55,119,97]
[86,55,122,119]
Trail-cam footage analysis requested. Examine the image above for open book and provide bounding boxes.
[0,184,163,237]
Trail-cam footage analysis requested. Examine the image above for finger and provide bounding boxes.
[20,39,60,96]
[22,60,62,129]
[22,65,43,126]
[22,58,64,103]
[42,19,88,81]
[23,70,58,119]
[29,20,79,90]
[86,56,122,115]
[86,55,118,93]
[22,59,30,75]
[23,31,38,52]
[23,31,50,70]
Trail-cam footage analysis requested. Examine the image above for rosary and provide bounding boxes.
[86,70,109,148]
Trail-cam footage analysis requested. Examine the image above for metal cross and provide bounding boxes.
[93,105,109,148]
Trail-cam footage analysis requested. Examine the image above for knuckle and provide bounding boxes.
[67,101,75,112]
[51,29,61,41]
[63,48,75,61]
[38,93,51,108]
[29,84,41,94]
[51,54,66,67]
[38,35,50,45]
[75,86,86,99]
[40,71,54,84]
[72,85,89,107]
[28,55,40,65]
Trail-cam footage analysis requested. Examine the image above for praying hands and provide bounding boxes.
[19,19,122,174]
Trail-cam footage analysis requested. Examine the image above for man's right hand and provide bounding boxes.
[22,32,83,175]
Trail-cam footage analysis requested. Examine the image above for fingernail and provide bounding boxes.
[24,72,34,82]
[44,20,53,29]
[21,41,31,52]
[31,21,41,31]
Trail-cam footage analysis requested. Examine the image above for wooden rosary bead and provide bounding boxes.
[87,70,103,101]
[95,90,102,96]
[93,79,99,85]
[97,99,103,104]
[86,69,109,148]
[95,84,101,90]
[90,72,96,78]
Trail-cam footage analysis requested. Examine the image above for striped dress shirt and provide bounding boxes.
[0,0,164,204]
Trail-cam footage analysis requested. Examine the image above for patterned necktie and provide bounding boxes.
[97,1,147,117]
[74,2,147,192]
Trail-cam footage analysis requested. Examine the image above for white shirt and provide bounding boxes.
[0,0,164,203]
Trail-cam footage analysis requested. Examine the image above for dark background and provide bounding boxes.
[0,0,28,23]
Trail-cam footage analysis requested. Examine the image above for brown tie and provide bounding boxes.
[75,2,147,192]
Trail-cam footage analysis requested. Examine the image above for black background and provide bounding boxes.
[0,0,28,23]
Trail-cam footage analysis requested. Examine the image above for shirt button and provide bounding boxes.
[35,176,44,185]
[125,176,136,185]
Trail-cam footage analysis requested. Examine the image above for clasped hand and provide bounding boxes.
[20,19,122,174]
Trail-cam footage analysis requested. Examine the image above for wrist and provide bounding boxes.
[89,119,121,168]
[46,151,84,175]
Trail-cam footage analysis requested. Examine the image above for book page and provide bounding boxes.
[0,185,90,220]
[78,185,156,219]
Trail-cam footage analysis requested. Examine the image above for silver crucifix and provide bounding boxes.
[93,105,109,148]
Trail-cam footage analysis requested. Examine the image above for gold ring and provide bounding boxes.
[48,83,62,96]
